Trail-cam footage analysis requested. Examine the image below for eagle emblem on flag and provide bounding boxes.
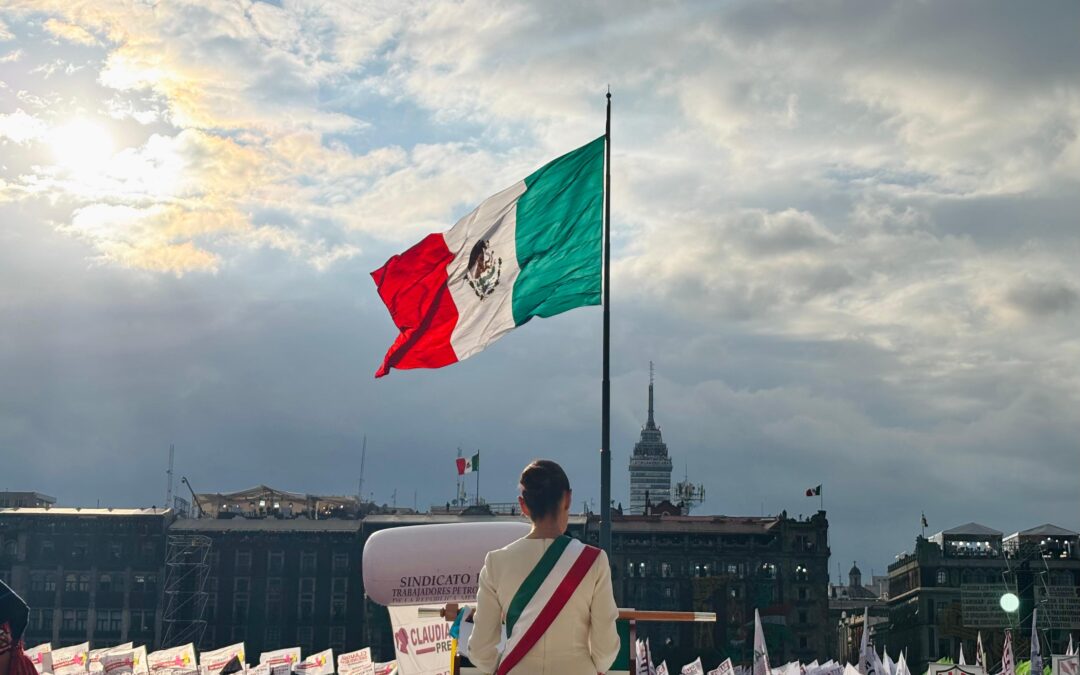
[464,239,501,300]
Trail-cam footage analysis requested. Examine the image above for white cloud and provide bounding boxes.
[0,109,47,143]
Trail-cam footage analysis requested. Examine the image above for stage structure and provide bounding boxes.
[162,534,212,648]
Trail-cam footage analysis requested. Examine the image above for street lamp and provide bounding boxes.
[1000,592,1020,613]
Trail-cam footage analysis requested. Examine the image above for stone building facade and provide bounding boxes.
[886,522,1080,674]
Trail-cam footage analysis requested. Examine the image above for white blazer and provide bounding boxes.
[468,536,621,675]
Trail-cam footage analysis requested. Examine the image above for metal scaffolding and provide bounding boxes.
[162,534,211,648]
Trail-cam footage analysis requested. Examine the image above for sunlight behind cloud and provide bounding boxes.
[49,118,114,175]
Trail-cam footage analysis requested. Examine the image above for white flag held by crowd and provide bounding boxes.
[102,652,138,675]
[246,665,270,675]
[709,658,735,675]
[90,644,134,672]
[52,642,90,675]
[337,648,375,675]
[858,608,872,675]
[977,632,988,669]
[636,640,650,675]
[294,650,334,675]
[26,644,53,675]
[682,658,705,675]
[199,644,245,674]
[259,648,300,675]
[1002,631,1016,675]
[1030,610,1042,675]
[147,645,196,673]
[754,609,772,675]
[657,662,670,675]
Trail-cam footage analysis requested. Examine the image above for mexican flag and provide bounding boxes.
[457,452,479,475]
[372,136,604,377]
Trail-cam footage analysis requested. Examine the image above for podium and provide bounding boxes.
[434,605,716,675]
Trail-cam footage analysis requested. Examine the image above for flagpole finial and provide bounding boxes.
[607,85,611,99]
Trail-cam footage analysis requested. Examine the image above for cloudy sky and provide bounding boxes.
[2,0,1079,579]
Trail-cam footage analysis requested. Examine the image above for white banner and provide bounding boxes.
[52,642,90,675]
[1052,657,1078,675]
[710,658,735,675]
[387,605,452,675]
[259,649,301,672]
[294,650,334,675]
[90,644,134,672]
[657,662,670,675]
[682,658,706,675]
[245,665,270,675]
[147,645,197,673]
[199,643,246,673]
[337,649,375,675]
[102,652,138,675]
[26,643,53,674]
[372,664,397,675]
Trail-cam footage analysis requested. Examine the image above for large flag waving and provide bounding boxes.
[371,137,605,377]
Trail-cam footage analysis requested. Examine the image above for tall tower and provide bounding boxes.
[629,362,673,514]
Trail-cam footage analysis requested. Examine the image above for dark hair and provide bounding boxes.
[519,459,571,521]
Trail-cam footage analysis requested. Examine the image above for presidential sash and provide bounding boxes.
[496,536,601,675]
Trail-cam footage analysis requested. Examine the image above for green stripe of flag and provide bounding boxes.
[511,136,605,326]
[504,535,572,638]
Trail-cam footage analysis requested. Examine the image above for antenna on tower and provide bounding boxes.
[165,444,175,510]
[358,435,367,504]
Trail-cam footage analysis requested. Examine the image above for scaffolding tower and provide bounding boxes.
[162,534,212,648]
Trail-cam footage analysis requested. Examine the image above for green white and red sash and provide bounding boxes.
[496,536,601,675]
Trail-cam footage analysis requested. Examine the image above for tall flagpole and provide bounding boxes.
[600,89,613,555]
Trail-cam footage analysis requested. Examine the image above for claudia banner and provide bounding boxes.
[387,606,453,675]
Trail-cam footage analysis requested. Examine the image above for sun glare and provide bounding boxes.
[49,119,115,173]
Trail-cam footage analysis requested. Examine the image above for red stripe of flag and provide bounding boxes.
[497,546,601,675]
[371,233,459,378]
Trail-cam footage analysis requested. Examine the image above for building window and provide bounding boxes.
[329,626,346,651]
[300,552,317,574]
[234,577,250,593]
[79,574,90,592]
[233,595,249,623]
[660,562,672,578]
[72,542,89,561]
[331,579,347,622]
[800,636,809,649]
[134,574,157,594]
[798,587,808,600]
[235,550,252,572]
[96,609,122,633]
[936,570,947,585]
[266,626,281,648]
[99,574,113,593]
[31,572,45,592]
[65,574,79,592]
[268,550,284,574]
[794,565,809,581]
[3,540,17,556]
[297,627,314,653]
[31,608,52,631]
[332,552,349,573]
[799,610,808,624]
[39,540,55,557]
[62,609,77,631]
[299,577,315,621]
[132,610,154,633]
[760,563,777,579]
[109,543,123,561]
